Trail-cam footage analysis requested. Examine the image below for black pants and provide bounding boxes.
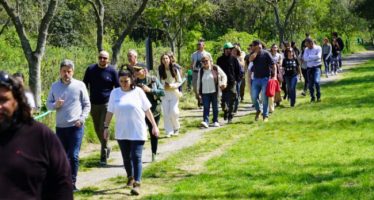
[301,68,308,92]
[221,84,236,120]
[146,114,160,154]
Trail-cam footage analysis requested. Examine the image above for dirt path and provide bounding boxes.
[76,50,374,189]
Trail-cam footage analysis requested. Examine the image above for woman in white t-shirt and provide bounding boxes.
[103,70,159,196]
[158,53,182,137]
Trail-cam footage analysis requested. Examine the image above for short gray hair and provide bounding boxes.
[128,49,138,57]
[60,59,75,70]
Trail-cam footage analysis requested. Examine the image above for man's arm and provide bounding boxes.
[151,78,165,97]
[303,48,322,62]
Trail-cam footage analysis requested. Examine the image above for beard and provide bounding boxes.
[0,113,14,133]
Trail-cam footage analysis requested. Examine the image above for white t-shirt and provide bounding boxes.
[107,87,151,141]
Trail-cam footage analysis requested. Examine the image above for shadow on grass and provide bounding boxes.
[75,186,128,197]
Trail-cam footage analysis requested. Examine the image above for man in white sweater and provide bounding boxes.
[303,38,322,102]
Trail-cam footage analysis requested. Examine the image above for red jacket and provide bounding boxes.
[266,79,281,97]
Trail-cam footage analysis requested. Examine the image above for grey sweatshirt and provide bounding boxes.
[47,79,91,128]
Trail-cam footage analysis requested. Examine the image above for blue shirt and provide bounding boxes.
[83,64,119,104]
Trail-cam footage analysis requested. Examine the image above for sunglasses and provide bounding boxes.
[0,72,12,88]
[201,60,209,63]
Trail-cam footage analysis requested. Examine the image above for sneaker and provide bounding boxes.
[126,177,135,188]
[301,91,306,96]
[228,118,233,124]
[255,110,261,121]
[73,184,79,192]
[165,133,172,138]
[200,121,209,128]
[152,153,157,162]
[317,98,321,102]
[263,116,269,122]
[131,182,141,195]
[311,98,315,102]
[213,122,220,127]
[99,159,107,166]
[173,129,179,136]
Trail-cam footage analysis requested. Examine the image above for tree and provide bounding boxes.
[145,0,217,63]
[0,0,59,107]
[87,0,149,66]
[265,0,298,45]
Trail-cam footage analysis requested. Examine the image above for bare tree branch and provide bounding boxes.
[0,0,33,60]
[111,0,149,65]
[35,0,58,57]
[284,0,297,27]
[0,17,10,35]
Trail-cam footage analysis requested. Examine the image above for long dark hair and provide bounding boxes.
[0,71,32,124]
[158,53,177,80]
[118,70,136,90]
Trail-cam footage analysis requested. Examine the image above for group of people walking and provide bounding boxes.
[0,32,344,199]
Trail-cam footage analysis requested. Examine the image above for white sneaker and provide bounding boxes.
[165,133,172,138]
[213,122,220,127]
[200,121,209,128]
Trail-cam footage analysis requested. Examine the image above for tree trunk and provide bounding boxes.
[167,33,175,53]
[86,0,104,52]
[110,0,149,67]
[28,55,42,107]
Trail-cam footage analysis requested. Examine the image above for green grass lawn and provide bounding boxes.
[74,60,374,199]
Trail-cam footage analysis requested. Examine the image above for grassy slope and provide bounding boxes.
[74,60,374,199]
[143,61,374,199]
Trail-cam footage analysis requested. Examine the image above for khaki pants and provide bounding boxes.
[192,72,201,105]
[91,104,110,159]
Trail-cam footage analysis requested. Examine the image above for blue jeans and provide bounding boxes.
[307,67,321,100]
[56,126,84,185]
[331,56,338,73]
[118,140,145,182]
[251,77,269,117]
[323,54,331,74]
[202,92,218,123]
[337,52,342,68]
[284,75,298,106]
[233,80,242,112]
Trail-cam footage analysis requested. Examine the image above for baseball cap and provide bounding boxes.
[223,42,234,49]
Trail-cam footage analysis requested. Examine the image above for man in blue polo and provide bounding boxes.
[83,50,119,165]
